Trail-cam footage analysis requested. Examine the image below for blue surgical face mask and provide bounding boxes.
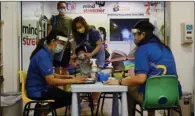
[53,44,64,54]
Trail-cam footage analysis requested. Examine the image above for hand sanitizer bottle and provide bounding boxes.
[90,59,98,80]
[91,59,98,72]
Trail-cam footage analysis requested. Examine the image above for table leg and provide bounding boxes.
[121,92,128,116]
[72,92,79,116]
[112,93,119,116]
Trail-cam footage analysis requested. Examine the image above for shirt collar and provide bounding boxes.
[43,45,53,61]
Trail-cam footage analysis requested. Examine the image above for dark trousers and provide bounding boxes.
[32,87,72,109]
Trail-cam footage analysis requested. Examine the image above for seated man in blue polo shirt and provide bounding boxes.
[104,20,182,116]
[26,31,87,116]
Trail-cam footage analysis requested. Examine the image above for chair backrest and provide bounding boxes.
[143,75,180,109]
[18,71,33,103]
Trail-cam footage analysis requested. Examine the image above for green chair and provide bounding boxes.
[136,75,182,116]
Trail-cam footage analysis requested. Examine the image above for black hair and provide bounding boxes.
[75,46,87,56]
[30,31,67,60]
[98,27,106,41]
[133,20,154,38]
[72,16,91,44]
[133,20,171,51]
[57,1,66,9]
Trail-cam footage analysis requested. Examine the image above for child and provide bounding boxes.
[75,46,100,106]
[75,46,92,78]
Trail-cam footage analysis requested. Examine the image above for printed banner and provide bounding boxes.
[65,2,77,13]
[107,2,147,15]
[22,20,39,71]
[75,1,107,14]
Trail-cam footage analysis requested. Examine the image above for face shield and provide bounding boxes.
[131,29,141,45]
[53,36,69,54]
[131,28,141,36]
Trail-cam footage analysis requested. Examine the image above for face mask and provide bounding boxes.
[58,8,66,16]
[78,53,86,60]
[100,34,104,40]
[133,38,140,45]
[77,27,85,33]
[53,44,64,54]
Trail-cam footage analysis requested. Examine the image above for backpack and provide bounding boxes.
[52,15,57,31]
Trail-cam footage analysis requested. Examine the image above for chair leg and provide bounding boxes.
[95,93,103,116]
[168,109,170,116]
[68,105,71,116]
[26,103,31,116]
[51,110,55,116]
[178,106,182,116]
[140,104,144,116]
[100,93,106,113]
[64,106,68,116]
[23,103,30,116]
[54,109,57,116]
[88,93,94,116]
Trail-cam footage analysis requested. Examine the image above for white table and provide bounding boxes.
[71,82,128,116]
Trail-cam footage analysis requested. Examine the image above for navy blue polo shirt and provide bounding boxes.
[26,46,54,98]
[134,37,182,97]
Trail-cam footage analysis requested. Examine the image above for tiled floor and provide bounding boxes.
[56,99,162,116]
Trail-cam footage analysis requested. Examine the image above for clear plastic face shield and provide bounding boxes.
[53,36,69,54]
[131,29,141,36]
[131,28,141,45]
[56,36,69,45]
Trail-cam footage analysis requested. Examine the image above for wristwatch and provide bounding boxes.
[118,78,123,85]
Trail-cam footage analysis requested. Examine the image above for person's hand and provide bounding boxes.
[104,80,119,85]
[67,75,75,79]
[74,76,88,83]
[84,53,93,58]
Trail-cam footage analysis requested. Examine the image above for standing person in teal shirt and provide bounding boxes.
[105,20,182,116]
[26,31,87,116]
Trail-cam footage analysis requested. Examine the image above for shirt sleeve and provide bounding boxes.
[37,54,54,77]
[90,29,101,42]
[134,46,150,75]
[48,16,53,25]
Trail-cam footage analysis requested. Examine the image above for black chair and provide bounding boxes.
[96,92,122,116]
[136,105,182,116]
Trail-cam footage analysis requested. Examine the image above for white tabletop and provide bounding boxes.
[71,82,128,93]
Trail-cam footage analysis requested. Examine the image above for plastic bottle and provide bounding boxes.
[91,59,98,72]
[90,59,98,80]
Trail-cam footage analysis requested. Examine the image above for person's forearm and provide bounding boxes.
[51,78,75,86]
[54,73,73,79]
[121,76,142,86]
[91,44,102,56]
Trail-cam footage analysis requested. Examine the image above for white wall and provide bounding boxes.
[169,2,194,92]
[1,2,21,92]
